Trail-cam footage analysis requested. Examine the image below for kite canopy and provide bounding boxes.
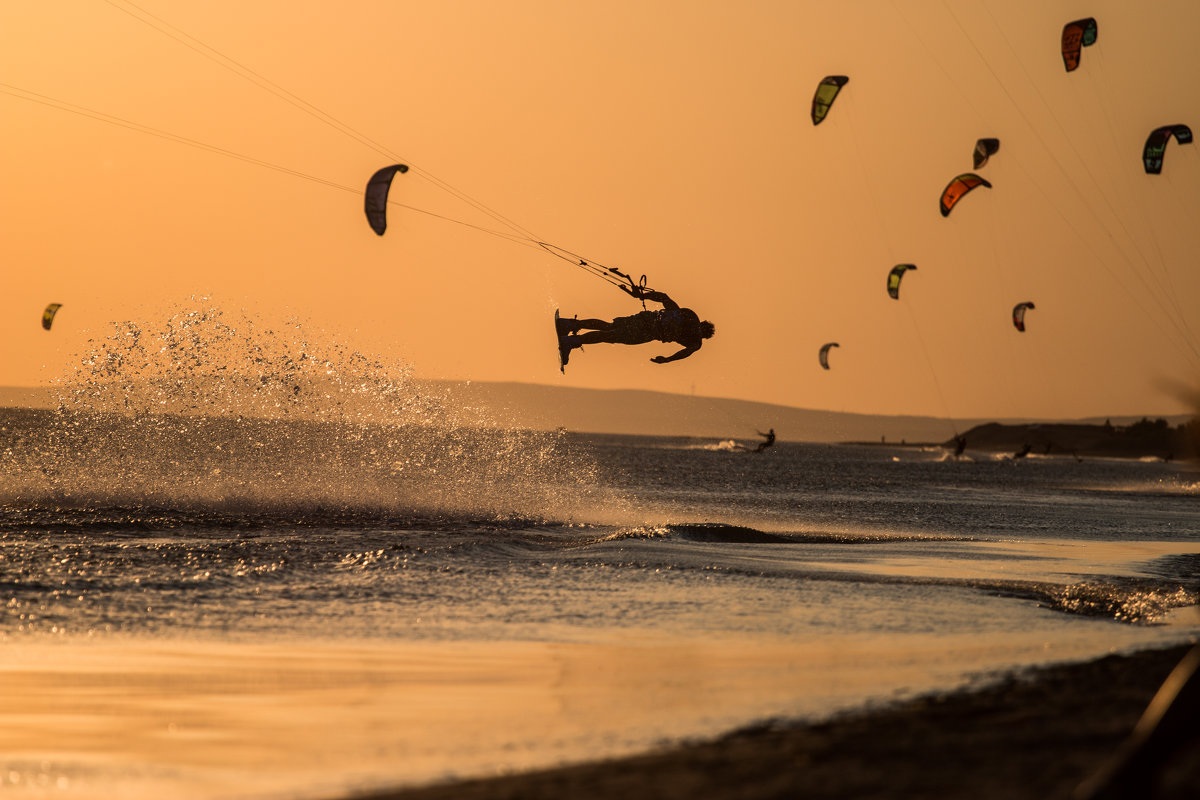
[1012,301,1035,332]
[1061,18,1098,72]
[887,264,916,300]
[973,138,1000,169]
[811,76,848,126]
[41,303,62,331]
[364,164,409,235]
[1142,125,1193,174]
[818,342,839,369]
[939,173,992,217]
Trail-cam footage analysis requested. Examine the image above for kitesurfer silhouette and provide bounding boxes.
[753,428,776,453]
[557,285,714,366]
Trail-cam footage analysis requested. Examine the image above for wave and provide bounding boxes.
[1044,580,1197,624]
[584,523,789,544]
[564,524,1198,626]
[5,502,1194,635]
[1080,477,1200,497]
[584,522,978,547]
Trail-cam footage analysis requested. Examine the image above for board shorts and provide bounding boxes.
[608,310,660,345]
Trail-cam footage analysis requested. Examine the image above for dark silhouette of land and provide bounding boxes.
[946,419,1198,461]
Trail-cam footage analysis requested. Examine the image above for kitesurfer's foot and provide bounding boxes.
[556,317,580,336]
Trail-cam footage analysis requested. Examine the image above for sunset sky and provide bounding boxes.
[2,1,1198,419]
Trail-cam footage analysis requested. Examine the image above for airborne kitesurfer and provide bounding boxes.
[556,285,714,366]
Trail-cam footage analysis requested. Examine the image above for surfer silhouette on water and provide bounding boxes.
[556,285,715,367]
[753,428,776,452]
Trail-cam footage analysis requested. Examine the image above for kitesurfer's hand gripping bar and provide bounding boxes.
[616,273,651,306]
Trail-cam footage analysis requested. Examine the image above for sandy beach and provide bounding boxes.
[353,644,1199,800]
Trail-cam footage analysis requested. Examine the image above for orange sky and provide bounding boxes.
[2,1,1198,419]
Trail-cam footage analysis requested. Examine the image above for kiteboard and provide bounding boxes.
[554,309,567,373]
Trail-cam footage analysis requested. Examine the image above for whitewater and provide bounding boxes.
[2,303,1198,799]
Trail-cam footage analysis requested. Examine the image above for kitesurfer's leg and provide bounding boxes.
[561,312,656,352]
[572,318,612,331]
[563,330,616,347]
[555,317,589,336]
[557,317,610,336]
[567,328,656,348]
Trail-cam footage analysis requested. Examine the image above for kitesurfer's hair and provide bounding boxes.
[700,321,715,339]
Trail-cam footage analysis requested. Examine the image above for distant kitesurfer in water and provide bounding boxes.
[753,428,776,453]
[557,285,715,366]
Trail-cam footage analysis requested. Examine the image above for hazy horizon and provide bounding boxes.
[4,379,1189,446]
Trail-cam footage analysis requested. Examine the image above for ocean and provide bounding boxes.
[1,310,1198,799]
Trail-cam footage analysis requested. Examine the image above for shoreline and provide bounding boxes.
[347,643,1199,800]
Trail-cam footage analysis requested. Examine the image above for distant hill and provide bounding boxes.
[1,382,1190,445]
[430,381,983,443]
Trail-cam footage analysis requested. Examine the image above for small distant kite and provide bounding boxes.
[1142,125,1193,174]
[42,303,62,331]
[887,264,916,300]
[1061,18,1098,73]
[973,138,1000,169]
[1012,301,1035,332]
[811,76,849,126]
[940,173,992,217]
[364,163,409,235]
[818,342,839,369]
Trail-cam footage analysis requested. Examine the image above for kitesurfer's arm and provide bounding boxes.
[650,345,698,364]
[621,285,679,310]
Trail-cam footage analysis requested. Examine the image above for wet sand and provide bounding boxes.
[353,644,1199,800]
[10,634,1196,799]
